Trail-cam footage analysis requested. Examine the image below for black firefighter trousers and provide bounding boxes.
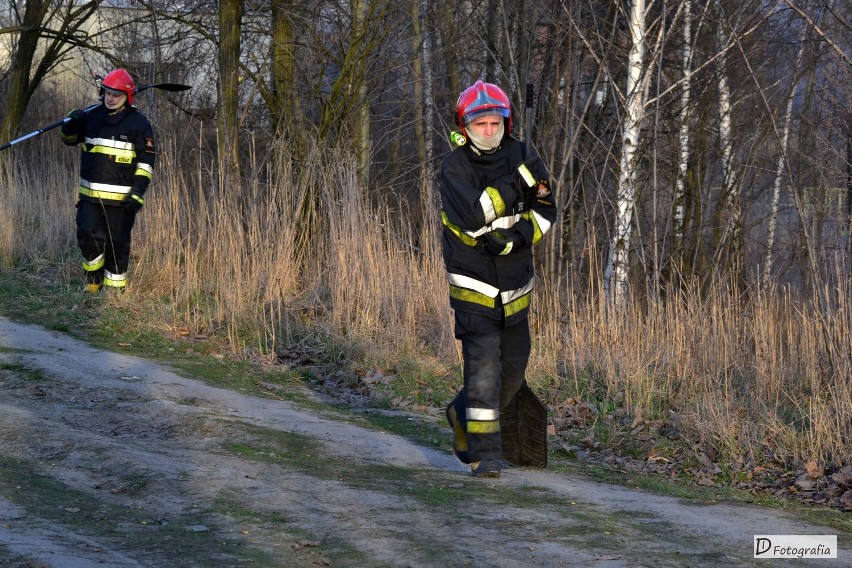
[449,311,531,462]
[76,200,137,288]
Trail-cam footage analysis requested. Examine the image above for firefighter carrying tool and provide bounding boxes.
[61,68,156,293]
[438,80,555,477]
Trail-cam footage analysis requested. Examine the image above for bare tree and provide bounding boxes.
[762,29,807,290]
[270,0,296,135]
[217,0,243,184]
[671,0,693,277]
[0,0,103,147]
[604,0,653,307]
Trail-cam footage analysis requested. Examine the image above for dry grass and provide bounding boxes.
[1,138,849,468]
[533,281,851,467]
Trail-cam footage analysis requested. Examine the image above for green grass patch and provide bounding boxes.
[0,456,253,566]
[0,362,47,381]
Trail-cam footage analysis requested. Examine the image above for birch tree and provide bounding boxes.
[671,0,693,275]
[412,0,435,196]
[604,0,651,306]
[762,31,806,289]
[708,1,745,280]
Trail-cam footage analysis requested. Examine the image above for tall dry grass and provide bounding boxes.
[1,137,849,467]
[129,135,456,367]
[533,279,851,466]
[0,144,78,268]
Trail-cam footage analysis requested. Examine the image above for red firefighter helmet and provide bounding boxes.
[100,68,135,105]
[455,80,512,136]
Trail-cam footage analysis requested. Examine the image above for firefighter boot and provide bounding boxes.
[471,459,501,478]
[446,401,472,464]
[84,283,103,294]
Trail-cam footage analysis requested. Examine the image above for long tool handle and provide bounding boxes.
[0,119,68,151]
[1,83,191,152]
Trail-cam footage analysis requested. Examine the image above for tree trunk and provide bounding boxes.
[762,36,806,290]
[437,2,460,100]
[270,0,295,136]
[217,0,243,188]
[604,0,646,307]
[353,0,370,187]
[848,136,852,280]
[672,0,692,280]
[0,1,100,148]
[710,15,741,280]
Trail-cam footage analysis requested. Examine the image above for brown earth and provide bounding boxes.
[0,316,849,567]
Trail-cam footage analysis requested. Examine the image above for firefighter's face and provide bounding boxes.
[103,88,127,110]
[467,114,503,139]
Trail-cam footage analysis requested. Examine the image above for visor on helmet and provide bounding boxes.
[463,107,511,125]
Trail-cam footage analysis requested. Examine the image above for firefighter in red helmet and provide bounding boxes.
[439,80,556,477]
[60,68,155,293]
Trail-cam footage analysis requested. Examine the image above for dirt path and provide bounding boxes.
[0,316,848,567]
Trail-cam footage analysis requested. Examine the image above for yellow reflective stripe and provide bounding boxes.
[441,212,479,247]
[523,210,552,245]
[135,168,152,180]
[450,285,495,308]
[479,185,506,224]
[79,179,132,200]
[84,146,136,164]
[517,163,536,187]
[104,270,127,288]
[482,186,505,223]
[468,407,499,421]
[503,292,531,317]
[502,279,534,305]
[79,187,127,201]
[82,254,105,272]
[467,420,500,434]
[83,137,136,164]
[448,273,499,297]
[502,279,534,317]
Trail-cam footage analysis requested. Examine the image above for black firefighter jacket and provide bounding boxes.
[438,136,556,326]
[61,104,156,206]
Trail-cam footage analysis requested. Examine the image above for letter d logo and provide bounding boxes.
[755,537,772,556]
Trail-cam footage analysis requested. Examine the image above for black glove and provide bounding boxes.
[123,190,145,212]
[516,158,549,212]
[66,109,86,125]
[481,230,526,256]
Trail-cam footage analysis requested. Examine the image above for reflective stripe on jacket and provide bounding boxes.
[438,137,555,325]
[61,104,156,204]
